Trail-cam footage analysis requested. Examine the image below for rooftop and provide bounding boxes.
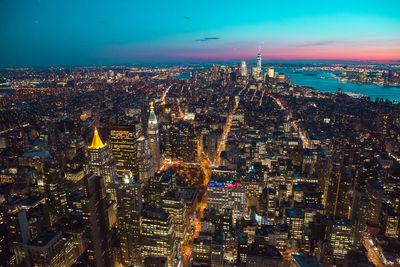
[88,127,105,149]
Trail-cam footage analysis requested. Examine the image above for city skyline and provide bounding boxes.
[1,0,400,66]
[0,55,399,266]
[1,1,400,266]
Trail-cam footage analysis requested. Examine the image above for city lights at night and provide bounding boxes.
[0,1,400,267]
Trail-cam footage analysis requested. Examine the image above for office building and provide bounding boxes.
[257,53,262,72]
[148,102,160,171]
[141,206,177,267]
[110,124,139,180]
[137,136,155,184]
[85,127,117,199]
[328,217,352,260]
[207,173,246,223]
[268,68,275,78]
[365,179,384,225]
[116,179,142,264]
[241,60,248,77]
[82,173,113,267]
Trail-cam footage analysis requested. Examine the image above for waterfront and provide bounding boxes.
[277,67,400,102]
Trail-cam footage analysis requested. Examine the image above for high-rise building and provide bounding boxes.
[327,217,352,261]
[237,232,248,266]
[24,230,82,267]
[268,68,274,78]
[382,203,400,239]
[159,120,172,162]
[116,177,142,264]
[207,172,246,223]
[365,179,384,225]
[170,121,198,163]
[148,102,160,172]
[110,124,139,180]
[24,230,64,267]
[82,173,113,267]
[256,53,263,80]
[252,67,259,80]
[241,60,248,77]
[324,170,351,217]
[162,191,186,240]
[193,234,212,265]
[137,136,154,184]
[2,203,31,264]
[285,208,304,241]
[349,188,368,245]
[141,206,177,267]
[85,127,117,199]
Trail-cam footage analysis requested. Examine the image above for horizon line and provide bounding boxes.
[1,58,399,69]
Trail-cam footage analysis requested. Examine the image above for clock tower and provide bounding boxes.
[147,102,160,171]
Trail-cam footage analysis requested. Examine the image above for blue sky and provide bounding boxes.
[1,0,399,66]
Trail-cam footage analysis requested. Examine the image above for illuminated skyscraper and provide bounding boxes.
[148,102,160,171]
[268,68,275,78]
[241,60,248,77]
[117,177,142,264]
[137,136,155,184]
[327,217,352,261]
[110,125,139,180]
[256,52,262,80]
[85,127,117,199]
[141,206,177,267]
[252,67,259,79]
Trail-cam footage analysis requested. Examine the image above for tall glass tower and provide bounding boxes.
[257,53,262,73]
[241,60,247,77]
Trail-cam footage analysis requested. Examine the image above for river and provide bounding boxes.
[276,67,400,102]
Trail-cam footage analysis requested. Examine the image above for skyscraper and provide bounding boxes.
[116,177,142,264]
[148,102,160,172]
[256,52,262,79]
[137,136,155,184]
[82,173,113,267]
[324,170,351,217]
[85,127,117,200]
[365,179,384,225]
[268,68,275,78]
[241,60,248,77]
[141,206,177,267]
[110,124,139,180]
[327,217,352,261]
[170,121,198,163]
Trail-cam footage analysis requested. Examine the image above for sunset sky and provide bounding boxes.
[1,0,400,66]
